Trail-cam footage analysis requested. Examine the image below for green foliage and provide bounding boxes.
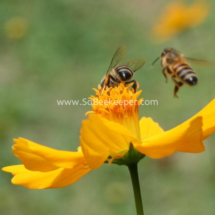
[1,0,215,215]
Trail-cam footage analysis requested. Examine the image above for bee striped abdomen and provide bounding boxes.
[173,63,198,86]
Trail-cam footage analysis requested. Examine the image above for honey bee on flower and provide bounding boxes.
[100,45,146,92]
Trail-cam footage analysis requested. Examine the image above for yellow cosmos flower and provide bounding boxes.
[152,1,209,43]
[2,84,215,189]
[81,84,215,169]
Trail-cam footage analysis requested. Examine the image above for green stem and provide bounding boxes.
[128,163,144,215]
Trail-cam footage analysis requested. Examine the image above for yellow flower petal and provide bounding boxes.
[80,114,142,169]
[139,117,164,140]
[135,117,204,158]
[3,165,28,175]
[186,98,215,139]
[2,139,92,189]
[2,164,91,189]
[135,99,215,159]
[13,138,85,171]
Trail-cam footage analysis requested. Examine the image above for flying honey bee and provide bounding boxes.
[152,48,212,98]
[100,45,146,92]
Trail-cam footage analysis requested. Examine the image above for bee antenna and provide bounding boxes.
[152,57,160,66]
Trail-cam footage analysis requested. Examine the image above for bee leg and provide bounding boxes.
[104,74,111,86]
[125,80,139,92]
[100,74,110,93]
[162,68,168,83]
[172,78,183,98]
[174,86,179,98]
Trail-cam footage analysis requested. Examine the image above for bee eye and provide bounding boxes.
[117,66,133,81]
[161,51,166,57]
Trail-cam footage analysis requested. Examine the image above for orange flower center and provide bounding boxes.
[87,84,143,138]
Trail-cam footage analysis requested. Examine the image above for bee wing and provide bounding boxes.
[185,57,213,67]
[106,45,126,74]
[125,58,146,72]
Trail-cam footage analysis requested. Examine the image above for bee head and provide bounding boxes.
[161,48,174,57]
[152,48,180,66]
[161,48,180,63]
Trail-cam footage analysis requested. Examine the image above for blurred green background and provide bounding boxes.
[1,0,215,214]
